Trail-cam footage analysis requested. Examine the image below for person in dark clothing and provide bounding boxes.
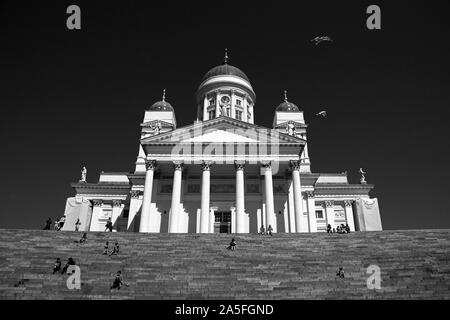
[79,233,87,244]
[345,224,351,233]
[327,224,332,233]
[43,218,52,230]
[105,218,113,232]
[110,271,129,290]
[227,238,236,251]
[58,216,66,231]
[61,257,76,274]
[259,225,266,235]
[53,258,61,274]
[75,219,81,232]
[267,225,273,236]
[103,241,109,255]
[336,267,345,279]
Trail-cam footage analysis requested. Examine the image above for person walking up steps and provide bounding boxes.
[105,218,113,232]
[61,257,76,274]
[267,225,273,236]
[74,218,81,231]
[110,271,129,290]
[227,238,236,251]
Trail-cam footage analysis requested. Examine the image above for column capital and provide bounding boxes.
[145,160,157,170]
[289,160,301,171]
[173,161,184,171]
[93,199,103,207]
[130,190,141,198]
[325,200,334,208]
[344,200,354,207]
[234,160,246,171]
[201,161,213,171]
[260,160,272,169]
[305,191,315,198]
[113,200,122,207]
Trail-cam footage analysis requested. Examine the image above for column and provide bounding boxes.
[230,90,236,119]
[200,161,212,233]
[325,200,335,229]
[112,200,122,232]
[203,95,208,120]
[128,191,141,231]
[90,200,103,231]
[243,94,248,122]
[235,160,246,233]
[287,179,295,232]
[290,160,304,233]
[139,160,157,232]
[169,161,183,233]
[306,191,318,232]
[215,90,220,118]
[344,200,356,231]
[262,161,275,232]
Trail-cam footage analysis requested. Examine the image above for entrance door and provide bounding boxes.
[214,211,231,233]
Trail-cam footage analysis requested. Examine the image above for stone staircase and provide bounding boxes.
[0,229,449,299]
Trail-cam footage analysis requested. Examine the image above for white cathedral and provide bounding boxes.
[62,55,382,234]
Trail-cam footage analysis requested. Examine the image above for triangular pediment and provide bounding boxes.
[140,116,305,145]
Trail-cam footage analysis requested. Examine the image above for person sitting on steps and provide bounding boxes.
[43,218,52,230]
[327,224,332,233]
[267,225,273,236]
[78,233,87,244]
[259,225,265,235]
[108,241,119,256]
[227,238,236,251]
[103,241,109,255]
[58,216,66,231]
[61,257,76,274]
[345,223,351,233]
[53,258,61,274]
[336,267,345,279]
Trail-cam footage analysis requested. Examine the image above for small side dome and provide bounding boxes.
[276,90,300,112]
[148,101,173,111]
[148,89,174,111]
[276,101,299,112]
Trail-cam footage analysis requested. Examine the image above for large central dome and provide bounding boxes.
[201,64,250,83]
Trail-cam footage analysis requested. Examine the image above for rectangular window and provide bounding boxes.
[235,110,242,121]
[209,110,216,119]
[236,99,241,106]
[209,99,215,106]
[315,210,324,219]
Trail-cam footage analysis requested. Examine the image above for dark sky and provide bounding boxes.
[1,1,449,230]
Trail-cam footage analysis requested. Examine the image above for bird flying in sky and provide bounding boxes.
[311,36,332,45]
[316,111,327,117]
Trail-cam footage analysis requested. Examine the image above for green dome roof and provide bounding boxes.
[276,101,299,112]
[201,64,250,83]
[148,100,174,111]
